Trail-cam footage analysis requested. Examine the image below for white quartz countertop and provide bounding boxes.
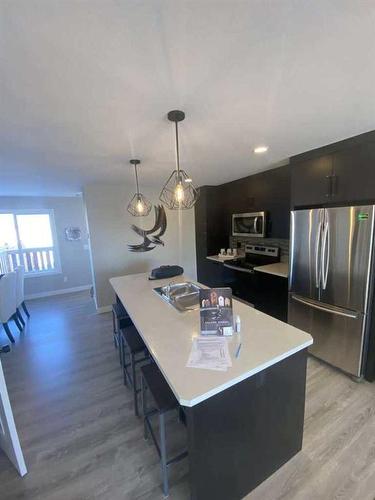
[206,255,240,262]
[253,262,289,278]
[110,273,311,407]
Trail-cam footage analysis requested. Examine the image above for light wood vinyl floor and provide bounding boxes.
[0,292,375,500]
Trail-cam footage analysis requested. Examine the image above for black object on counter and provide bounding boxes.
[149,265,184,280]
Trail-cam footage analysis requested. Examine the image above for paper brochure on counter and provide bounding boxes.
[186,336,232,371]
[199,288,233,336]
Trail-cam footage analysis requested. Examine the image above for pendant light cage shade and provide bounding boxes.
[159,109,199,210]
[127,159,152,217]
[159,169,199,209]
[127,192,152,217]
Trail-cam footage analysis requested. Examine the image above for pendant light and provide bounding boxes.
[159,110,199,209]
[127,159,152,217]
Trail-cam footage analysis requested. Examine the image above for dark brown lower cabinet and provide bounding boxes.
[196,260,225,288]
[186,349,308,500]
[198,261,288,322]
[254,272,289,322]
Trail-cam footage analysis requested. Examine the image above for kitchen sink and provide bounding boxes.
[154,281,202,312]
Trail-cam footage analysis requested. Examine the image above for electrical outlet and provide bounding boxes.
[63,276,68,283]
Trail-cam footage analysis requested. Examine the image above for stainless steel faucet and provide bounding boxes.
[165,281,174,299]
[165,280,180,299]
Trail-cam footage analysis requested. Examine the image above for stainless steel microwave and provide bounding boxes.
[232,212,266,238]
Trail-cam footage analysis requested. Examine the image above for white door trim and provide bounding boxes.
[0,358,27,476]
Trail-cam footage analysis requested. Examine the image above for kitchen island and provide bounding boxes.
[110,273,312,500]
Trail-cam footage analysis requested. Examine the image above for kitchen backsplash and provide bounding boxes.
[229,237,290,262]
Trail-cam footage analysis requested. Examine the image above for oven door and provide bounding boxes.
[232,212,265,237]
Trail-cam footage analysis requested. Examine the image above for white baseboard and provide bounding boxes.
[96,305,112,314]
[26,285,92,300]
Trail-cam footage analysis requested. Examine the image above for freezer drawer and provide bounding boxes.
[288,293,366,377]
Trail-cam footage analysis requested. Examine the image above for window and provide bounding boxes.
[0,209,61,276]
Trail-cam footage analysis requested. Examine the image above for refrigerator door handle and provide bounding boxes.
[315,220,322,288]
[320,221,327,288]
[321,209,330,290]
[291,294,359,319]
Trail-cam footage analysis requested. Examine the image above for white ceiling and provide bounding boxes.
[1,0,375,196]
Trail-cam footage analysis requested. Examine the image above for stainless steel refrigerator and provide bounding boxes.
[288,205,375,377]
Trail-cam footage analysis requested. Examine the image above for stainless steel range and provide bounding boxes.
[224,244,280,274]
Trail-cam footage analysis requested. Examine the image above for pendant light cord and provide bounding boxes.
[134,165,140,195]
[174,121,180,176]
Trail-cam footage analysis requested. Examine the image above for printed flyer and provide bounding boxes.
[199,288,233,335]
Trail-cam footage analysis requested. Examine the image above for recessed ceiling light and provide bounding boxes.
[254,146,268,154]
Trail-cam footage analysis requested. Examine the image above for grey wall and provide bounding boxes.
[84,184,197,310]
[0,196,92,297]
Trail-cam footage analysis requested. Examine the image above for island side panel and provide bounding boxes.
[185,348,308,500]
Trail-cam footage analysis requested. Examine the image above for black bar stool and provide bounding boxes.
[141,363,188,497]
[121,325,149,416]
[112,303,132,365]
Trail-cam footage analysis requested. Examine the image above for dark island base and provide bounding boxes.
[185,348,308,500]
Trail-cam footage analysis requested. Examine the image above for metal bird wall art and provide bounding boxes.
[128,205,167,252]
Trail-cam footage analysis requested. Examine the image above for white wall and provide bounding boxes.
[84,184,197,310]
[0,196,92,297]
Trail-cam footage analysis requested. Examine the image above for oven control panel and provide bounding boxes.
[245,245,279,257]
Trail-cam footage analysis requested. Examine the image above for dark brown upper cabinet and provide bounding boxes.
[331,142,375,204]
[220,165,291,239]
[291,132,375,208]
[291,155,333,207]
